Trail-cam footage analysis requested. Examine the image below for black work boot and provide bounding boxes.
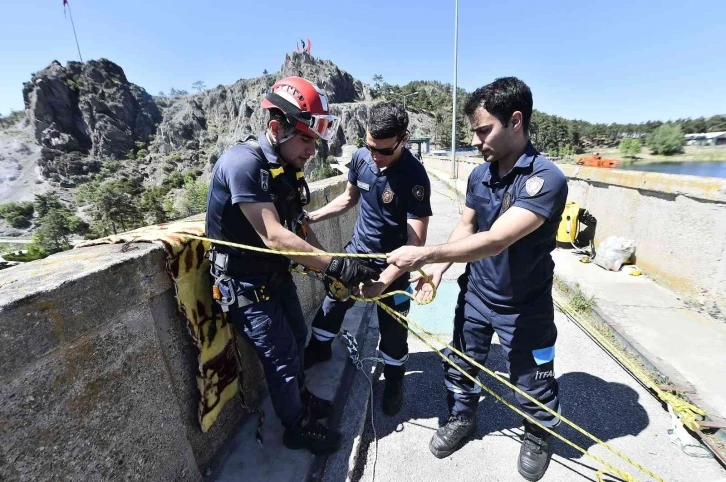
[301,386,334,419]
[382,376,404,416]
[518,420,554,481]
[429,414,477,459]
[304,335,332,369]
[283,409,342,455]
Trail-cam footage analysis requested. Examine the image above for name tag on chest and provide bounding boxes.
[357,181,371,191]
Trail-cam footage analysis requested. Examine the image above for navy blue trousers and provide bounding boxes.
[445,276,561,427]
[219,272,307,428]
[310,271,412,380]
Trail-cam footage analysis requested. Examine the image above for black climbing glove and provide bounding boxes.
[324,257,379,288]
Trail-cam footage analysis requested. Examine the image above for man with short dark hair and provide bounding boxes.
[387,77,567,481]
[206,76,378,454]
[303,101,432,416]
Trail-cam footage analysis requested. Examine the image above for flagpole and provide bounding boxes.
[450,0,458,179]
[66,1,83,62]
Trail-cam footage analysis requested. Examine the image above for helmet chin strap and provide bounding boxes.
[266,128,299,166]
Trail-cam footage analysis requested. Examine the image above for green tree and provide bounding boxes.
[140,187,171,224]
[371,74,384,97]
[706,115,726,132]
[34,193,64,217]
[27,206,87,255]
[0,201,34,228]
[192,80,207,93]
[619,138,642,158]
[647,124,684,155]
[173,178,209,218]
[78,181,144,235]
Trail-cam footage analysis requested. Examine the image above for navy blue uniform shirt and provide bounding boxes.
[205,133,293,258]
[464,142,568,308]
[347,147,432,266]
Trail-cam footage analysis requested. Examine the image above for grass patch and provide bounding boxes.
[571,283,595,313]
[554,276,595,314]
[3,251,45,262]
[0,243,26,255]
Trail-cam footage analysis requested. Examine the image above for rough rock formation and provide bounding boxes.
[16,52,434,188]
[281,52,372,103]
[22,59,161,185]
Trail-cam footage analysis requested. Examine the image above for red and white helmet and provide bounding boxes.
[261,76,340,142]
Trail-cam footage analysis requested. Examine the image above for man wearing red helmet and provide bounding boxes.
[205,76,378,454]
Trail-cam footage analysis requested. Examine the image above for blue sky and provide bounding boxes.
[1,0,724,123]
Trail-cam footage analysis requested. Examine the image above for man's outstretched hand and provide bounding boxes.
[409,266,443,303]
[387,245,431,272]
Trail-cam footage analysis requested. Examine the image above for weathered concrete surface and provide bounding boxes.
[553,248,726,421]
[0,175,356,481]
[424,157,726,322]
[351,310,726,482]
[0,244,203,482]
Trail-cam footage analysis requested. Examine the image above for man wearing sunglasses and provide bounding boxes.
[205,76,378,455]
[303,101,432,416]
[386,77,567,481]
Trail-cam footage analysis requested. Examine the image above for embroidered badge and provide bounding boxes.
[412,185,425,201]
[525,176,544,196]
[382,187,394,204]
[260,169,269,191]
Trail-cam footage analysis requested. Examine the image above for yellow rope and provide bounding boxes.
[182,234,663,482]
[372,300,640,482]
[185,235,386,259]
[553,291,706,432]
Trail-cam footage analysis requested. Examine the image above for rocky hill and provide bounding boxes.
[10,52,436,195]
[22,59,162,186]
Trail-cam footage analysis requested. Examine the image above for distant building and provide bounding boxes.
[684,131,726,146]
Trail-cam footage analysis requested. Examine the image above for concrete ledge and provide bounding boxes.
[558,164,726,203]
[552,266,726,449]
[0,175,356,481]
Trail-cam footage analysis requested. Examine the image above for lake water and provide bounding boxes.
[619,160,726,179]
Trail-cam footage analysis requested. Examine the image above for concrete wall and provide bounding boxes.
[0,175,356,482]
[423,155,726,320]
[558,165,726,320]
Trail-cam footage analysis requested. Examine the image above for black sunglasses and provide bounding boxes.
[365,133,408,156]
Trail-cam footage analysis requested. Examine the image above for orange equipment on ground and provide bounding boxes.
[576,153,620,168]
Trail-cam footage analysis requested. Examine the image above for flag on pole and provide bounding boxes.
[62,0,83,63]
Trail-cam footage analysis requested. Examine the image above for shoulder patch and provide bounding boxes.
[382,187,394,204]
[525,176,544,196]
[260,169,269,191]
[412,185,425,201]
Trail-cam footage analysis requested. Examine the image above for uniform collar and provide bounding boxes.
[483,141,538,185]
[258,132,280,166]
